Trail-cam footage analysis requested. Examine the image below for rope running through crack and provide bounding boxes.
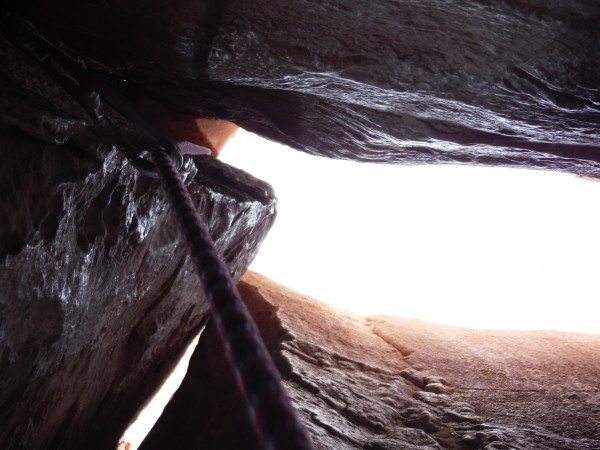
[149,145,315,450]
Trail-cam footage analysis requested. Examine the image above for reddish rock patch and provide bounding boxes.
[142,271,600,449]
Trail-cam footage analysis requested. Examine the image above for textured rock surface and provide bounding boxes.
[368,316,600,446]
[0,35,277,449]
[3,3,600,449]
[142,271,600,450]
[11,0,600,173]
[0,129,276,450]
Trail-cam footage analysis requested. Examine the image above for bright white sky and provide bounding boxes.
[221,129,600,335]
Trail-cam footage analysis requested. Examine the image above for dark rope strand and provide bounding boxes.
[150,145,315,450]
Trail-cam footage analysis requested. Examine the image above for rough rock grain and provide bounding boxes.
[0,129,276,450]
[11,0,600,173]
[142,271,600,450]
[0,31,277,448]
[3,3,600,449]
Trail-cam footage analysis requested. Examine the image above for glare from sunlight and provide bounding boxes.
[221,129,600,335]
[119,331,202,450]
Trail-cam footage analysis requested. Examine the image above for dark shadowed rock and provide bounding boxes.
[0,64,276,450]
[9,0,600,173]
[0,128,276,449]
[0,10,280,450]
[143,271,600,449]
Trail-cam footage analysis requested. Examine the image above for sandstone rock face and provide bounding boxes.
[12,0,600,173]
[367,317,600,446]
[143,271,600,450]
[0,26,276,448]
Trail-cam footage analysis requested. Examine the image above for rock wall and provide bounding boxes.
[10,0,600,172]
[2,2,600,449]
[0,23,277,447]
[141,271,600,450]
[0,127,276,449]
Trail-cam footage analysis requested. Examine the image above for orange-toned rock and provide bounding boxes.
[142,271,600,450]
[138,98,238,156]
[195,118,238,156]
[367,315,600,443]
[155,116,237,157]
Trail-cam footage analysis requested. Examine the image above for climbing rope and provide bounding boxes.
[150,144,314,450]
[3,13,315,450]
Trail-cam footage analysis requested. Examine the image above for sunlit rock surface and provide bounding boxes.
[0,130,275,449]
[12,0,600,173]
[142,271,600,450]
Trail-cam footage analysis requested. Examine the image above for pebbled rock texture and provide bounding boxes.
[10,0,600,173]
[141,271,600,450]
